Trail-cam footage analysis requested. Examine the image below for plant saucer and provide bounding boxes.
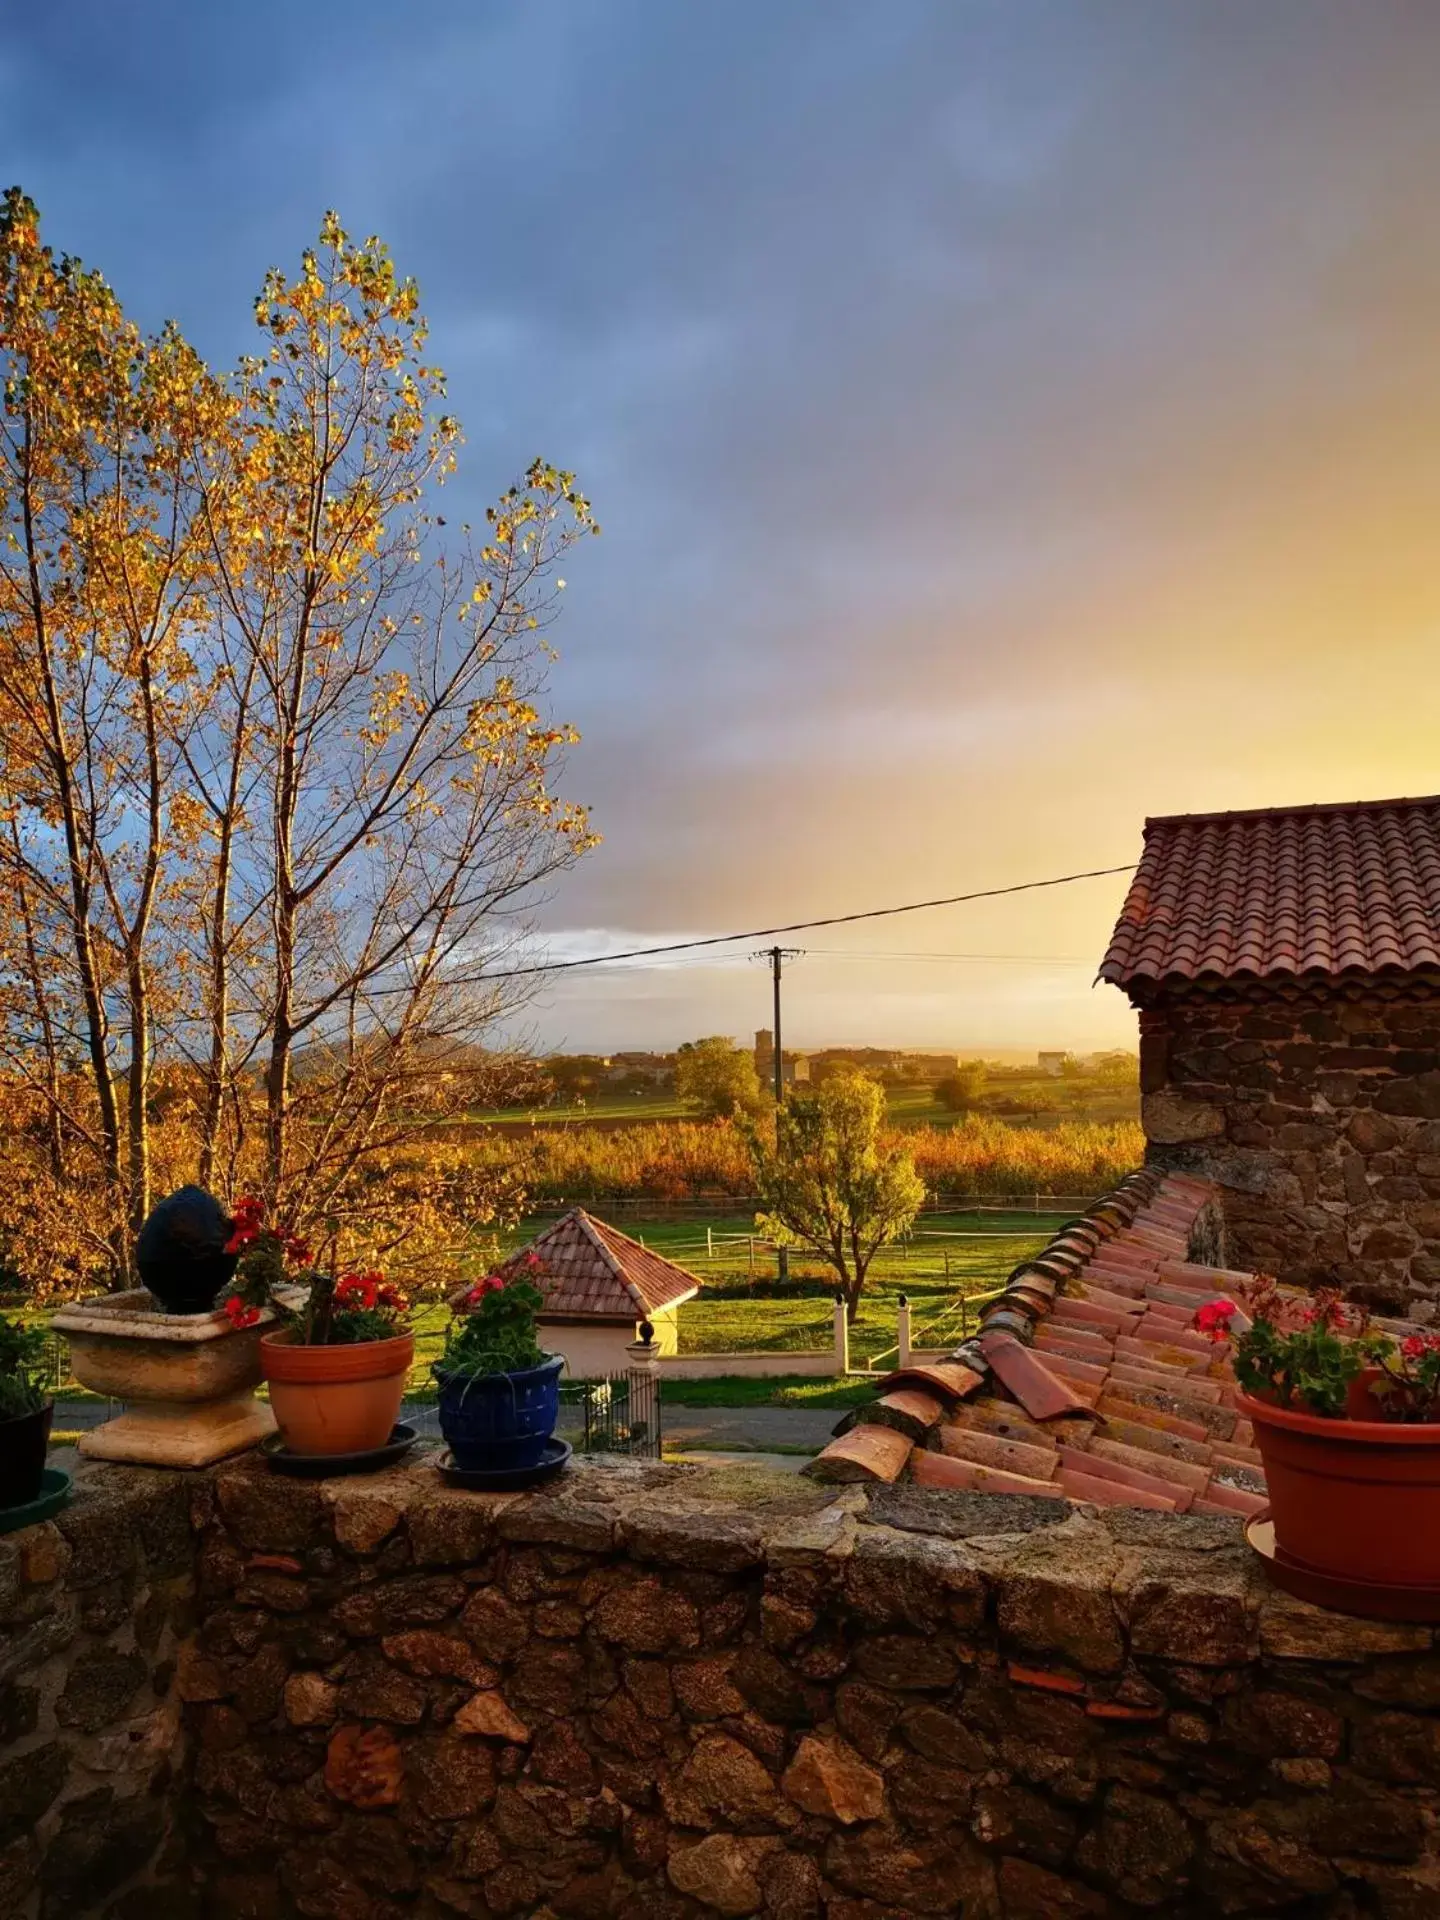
[263,1422,419,1479]
[435,1436,571,1491]
[0,1466,72,1534]
[1247,1513,1440,1623]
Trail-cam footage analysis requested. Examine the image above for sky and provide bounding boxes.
[8,2,1440,1056]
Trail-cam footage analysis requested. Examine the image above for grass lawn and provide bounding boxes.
[658,1375,876,1410]
[620,1211,1048,1368]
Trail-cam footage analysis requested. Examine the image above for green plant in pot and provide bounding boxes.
[433,1253,564,1472]
[224,1198,413,1457]
[0,1314,53,1508]
[1197,1279,1440,1597]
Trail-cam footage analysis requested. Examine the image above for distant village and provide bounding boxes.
[537,1036,1137,1102]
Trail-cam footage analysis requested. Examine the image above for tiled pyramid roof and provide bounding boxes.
[1100,794,1440,994]
[807,1169,1427,1513]
[498,1208,699,1320]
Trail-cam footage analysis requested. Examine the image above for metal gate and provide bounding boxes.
[559,1368,662,1459]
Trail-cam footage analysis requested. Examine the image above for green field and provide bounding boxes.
[479,1094,689,1125]
[474,1077,1136,1134]
[625,1211,1046,1366]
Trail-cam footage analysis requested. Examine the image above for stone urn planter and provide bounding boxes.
[52,1289,300,1468]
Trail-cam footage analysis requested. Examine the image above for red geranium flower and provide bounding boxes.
[223,1296,261,1330]
[336,1272,379,1311]
[1194,1298,1237,1343]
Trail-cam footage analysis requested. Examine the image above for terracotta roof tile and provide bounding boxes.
[1100,794,1440,991]
[1058,1467,1179,1512]
[809,1162,1437,1520]
[873,1362,986,1402]
[500,1208,699,1320]
[909,1450,1064,1499]
[806,1424,913,1484]
[981,1331,1093,1421]
[1055,1444,1192,1510]
[936,1424,1057,1481]
[1087,1436,1210,1492]
[862,1389,946,1441]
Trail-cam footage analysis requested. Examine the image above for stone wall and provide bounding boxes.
[184,1452,1440,1918]
[1138,986,1440,1313]
[11,1450,1440,1916]
[0,1461,195,1919]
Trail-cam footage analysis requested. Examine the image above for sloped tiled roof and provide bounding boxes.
[498,1208,699,1320]
[808,1168,1423,1513]
[1099,795,1440,993]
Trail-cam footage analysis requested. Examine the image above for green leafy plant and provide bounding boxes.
[435,1254,547,1379]
[0,1313,49,1420]
[222,1196,409,1346]
[1196,1279,1389,1418]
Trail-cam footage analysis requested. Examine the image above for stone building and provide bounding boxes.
[1100,794,1440,1313]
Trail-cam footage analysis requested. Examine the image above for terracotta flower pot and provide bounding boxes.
[260,1329,414,1456]
[1240,1388,1440,1589]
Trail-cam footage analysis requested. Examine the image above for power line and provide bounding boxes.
[803,948,1094,965]
[542,947,1095,978]
[468,861,1135,985]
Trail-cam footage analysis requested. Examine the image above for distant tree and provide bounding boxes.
[1091,1050,1139,1089]
[676,1037,765,1118]
[746,1070,924,1323]
[547,1056,608,1101]
[934,1061,987,1111]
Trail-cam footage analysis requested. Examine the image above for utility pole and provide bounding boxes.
[754,944,802,1284]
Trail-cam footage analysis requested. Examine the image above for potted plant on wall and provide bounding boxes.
[225,1198,414,1459]
[432,1253,566,1479]
[0,1314,54,1509]
[1197,1280,1440,1608]
[49,1186,300,1468]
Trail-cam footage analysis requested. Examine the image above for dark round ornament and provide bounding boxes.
[136,1185,239,1316]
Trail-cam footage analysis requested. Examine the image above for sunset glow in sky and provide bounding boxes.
[11,3,1440,1053]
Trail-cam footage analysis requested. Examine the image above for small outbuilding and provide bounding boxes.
[495,1207,699,1377]
[1101,794,1440,1312]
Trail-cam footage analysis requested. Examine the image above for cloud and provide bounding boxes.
[9,1,1440,1048]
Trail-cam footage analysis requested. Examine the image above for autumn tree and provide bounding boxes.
[0,193,598,1292]
[935,1061,986,1111]
[676,1036,766,1119]
[746,1069,924,1322]
[180,214,597,1271]
[0,187,226,1271]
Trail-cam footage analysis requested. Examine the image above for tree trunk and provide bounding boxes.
[21,431,127,1275]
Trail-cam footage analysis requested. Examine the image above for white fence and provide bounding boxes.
[652,1293,1004,1381]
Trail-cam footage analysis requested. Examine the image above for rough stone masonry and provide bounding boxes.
[7,1447,1440,1917]
[1140,985,1440,1316]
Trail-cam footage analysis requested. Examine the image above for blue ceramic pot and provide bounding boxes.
[435,1354,564,1472]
